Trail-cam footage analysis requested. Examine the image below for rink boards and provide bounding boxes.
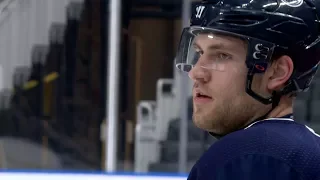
[0,171,187,180]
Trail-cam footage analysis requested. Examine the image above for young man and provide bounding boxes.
[175,0,320,179]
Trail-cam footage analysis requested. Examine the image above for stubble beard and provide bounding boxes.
[193,96,259,136]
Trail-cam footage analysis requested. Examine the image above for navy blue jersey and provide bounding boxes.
[188,117,320,180]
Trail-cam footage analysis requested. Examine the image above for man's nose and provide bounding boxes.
[188,64,210,83]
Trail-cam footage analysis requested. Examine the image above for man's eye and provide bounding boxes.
[208,53,231,60]
[218,53,231,60]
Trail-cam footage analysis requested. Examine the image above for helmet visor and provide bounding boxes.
[175,26,275,73]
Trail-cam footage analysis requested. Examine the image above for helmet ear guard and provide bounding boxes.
[244,39,276,105]
[245,42,320,105]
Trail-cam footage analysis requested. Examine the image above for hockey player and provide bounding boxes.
[175,0,320,179]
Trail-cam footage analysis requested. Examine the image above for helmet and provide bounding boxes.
[175,0,320,105]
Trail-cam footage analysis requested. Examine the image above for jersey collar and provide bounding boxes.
[244,114,294,130]
[209,114,294,139]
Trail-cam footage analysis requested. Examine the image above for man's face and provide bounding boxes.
[189,33,269,135]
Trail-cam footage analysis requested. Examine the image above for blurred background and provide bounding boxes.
[0,0,318,175]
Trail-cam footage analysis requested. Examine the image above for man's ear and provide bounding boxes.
[267,55,294,91]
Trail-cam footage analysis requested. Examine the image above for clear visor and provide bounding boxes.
[175,27,249,73]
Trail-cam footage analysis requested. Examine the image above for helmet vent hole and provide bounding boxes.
[217,14,266,25]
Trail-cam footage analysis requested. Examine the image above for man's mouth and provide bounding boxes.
[196,92,211,98]
[194,92,212,103]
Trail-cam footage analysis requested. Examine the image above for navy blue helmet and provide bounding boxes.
[175,0,320,104]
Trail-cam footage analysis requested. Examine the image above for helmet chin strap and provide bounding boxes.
[245,73,282,120]
[245,73,273,105]
[250,91,281,122]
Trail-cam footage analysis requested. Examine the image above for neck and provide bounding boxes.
[266,95,293,119]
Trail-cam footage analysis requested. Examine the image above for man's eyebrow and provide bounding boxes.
[193,42,229,50]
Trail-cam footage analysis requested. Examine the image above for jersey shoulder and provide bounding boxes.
[206,119,320,161]
[190,119,320,179]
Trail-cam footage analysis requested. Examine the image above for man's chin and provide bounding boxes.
[193,119,226,136]
[192,115,214,131]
